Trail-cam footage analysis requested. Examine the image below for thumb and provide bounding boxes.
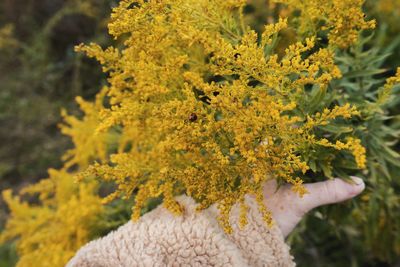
[299,176,365,213]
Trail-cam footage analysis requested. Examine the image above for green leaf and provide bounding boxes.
[309,159,317,172]
[318,124,353,134]
[343,68,387,79]
[334,158,360,170]
[366,53,391,66]
[319,162,333,178]
[307,85,326,113]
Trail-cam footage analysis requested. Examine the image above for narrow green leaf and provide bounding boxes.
[344,68,387,79]
[318,124,353,134]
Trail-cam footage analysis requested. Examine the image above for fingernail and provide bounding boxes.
[350,176,364,186]
[348,176,365,196]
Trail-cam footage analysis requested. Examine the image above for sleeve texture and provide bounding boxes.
[67,194,295,267]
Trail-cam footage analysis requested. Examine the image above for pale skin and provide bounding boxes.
[263,176,365,237]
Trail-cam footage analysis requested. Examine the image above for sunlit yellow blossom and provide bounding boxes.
[316,137,366,169]
[275,0,376,48]
[376,68,400,106]
[73,0,366,233]
[59,88,117,168]
[0,169,104,267]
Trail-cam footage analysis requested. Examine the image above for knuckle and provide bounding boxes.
[323,179,339,203]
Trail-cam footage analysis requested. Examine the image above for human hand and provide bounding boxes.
[262,176,365,237]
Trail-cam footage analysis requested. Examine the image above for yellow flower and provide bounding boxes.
[275,0,376,48]
[376,68,400,106]
[59,88,116,168]
[71,0,366,233]
[0,169,104,267]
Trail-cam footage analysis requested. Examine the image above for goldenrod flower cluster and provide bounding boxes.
[60,88,116,169]
[74,0,367,233]
[0,89,116,266]
[275,0,376,48]
[0,169,103,267]
[375,68,400,107]
[3,1,400,265]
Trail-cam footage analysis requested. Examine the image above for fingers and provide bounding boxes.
[299,176,365,214]
[261,176,365,238]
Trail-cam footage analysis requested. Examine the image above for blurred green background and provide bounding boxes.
[0,1,114,265]
[0,1,399,266]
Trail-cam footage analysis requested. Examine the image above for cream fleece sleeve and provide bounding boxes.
[67,194,295,267]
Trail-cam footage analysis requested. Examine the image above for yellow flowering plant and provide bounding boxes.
[275,0,376,48]
[72,0,376,233]
[0,88,117,266]
[0,170,104,267]
[2,0,400,266]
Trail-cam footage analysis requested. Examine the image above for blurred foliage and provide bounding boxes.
[0,0,117,265]
[0,0,399,266]
[0,0,114,190]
